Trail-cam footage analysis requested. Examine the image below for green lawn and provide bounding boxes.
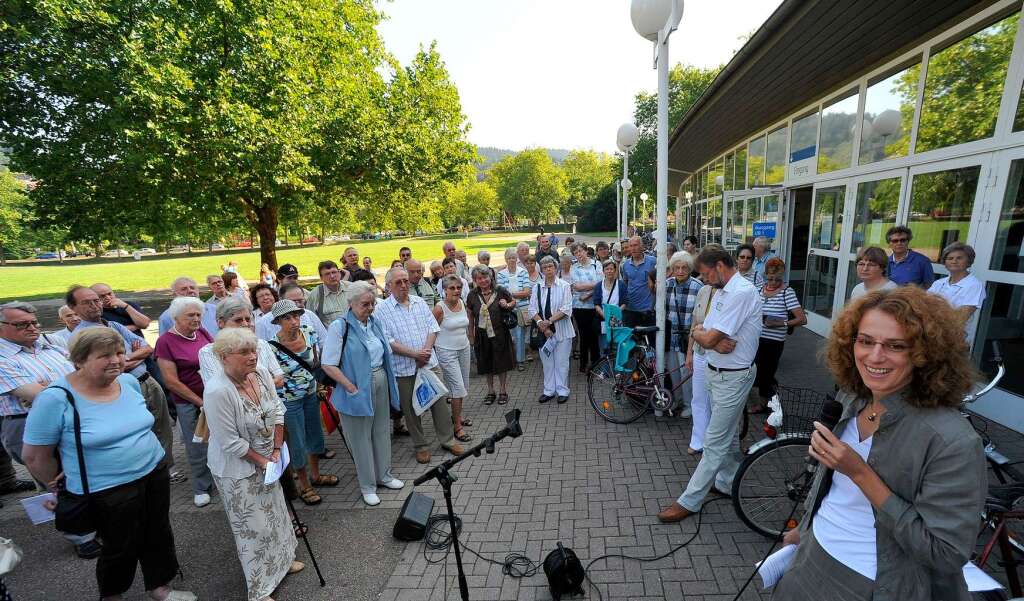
[1,232,554,302]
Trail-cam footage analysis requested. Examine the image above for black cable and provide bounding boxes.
[730,497,800,601]
[422,512,542,578]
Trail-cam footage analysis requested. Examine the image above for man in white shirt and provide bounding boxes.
[255,283,328,344]
[375,267,462,464]
[658,246,762,523]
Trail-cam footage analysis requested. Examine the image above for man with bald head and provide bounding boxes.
[442,241,468,279]
[91,283,151,334]
[406,259,438,307]
[159,276,218,335]
[621,235,658,344]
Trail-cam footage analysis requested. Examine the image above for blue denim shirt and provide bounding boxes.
[322,313,400,417]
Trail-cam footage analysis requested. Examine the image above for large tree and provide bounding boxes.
[629,63,720,196]
[1,0,473,268]
[490,148,566,225]
[561,150,615,219]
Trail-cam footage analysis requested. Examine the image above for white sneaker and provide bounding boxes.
[193,493,211,508]
[379,478,405,490]
[362,493,381,506]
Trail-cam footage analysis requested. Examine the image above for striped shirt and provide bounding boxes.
[374,295,440,377]
[758,285,801,342]
[666,277,704,351]
[0,337,74,416]
[570,261,601,309]
[497,266,530,308]
[740,269,765,288]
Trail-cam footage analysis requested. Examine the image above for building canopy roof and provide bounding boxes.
[668,0,999,178]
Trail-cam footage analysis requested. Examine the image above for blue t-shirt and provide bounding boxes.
[887,250,935,287]
[621,255,657,312]
[24,374,164,494]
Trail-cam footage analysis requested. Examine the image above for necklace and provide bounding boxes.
[865,401,883,422]
[172,326,196,341]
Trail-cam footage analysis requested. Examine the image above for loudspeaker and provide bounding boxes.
[543,542,585,600]
[393,492,435,541]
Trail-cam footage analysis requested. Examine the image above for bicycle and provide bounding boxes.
[731,342,1014,540]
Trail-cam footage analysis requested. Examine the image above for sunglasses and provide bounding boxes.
[0,320,40,330]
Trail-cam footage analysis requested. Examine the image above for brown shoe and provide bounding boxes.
[415,450,431,464]
[657,502,694,523]
[444,443,464,456]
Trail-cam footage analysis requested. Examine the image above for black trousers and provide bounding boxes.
[622,309,656,346]
[574,308,601,371]
[92,466,179,597]
[753,338,785,400]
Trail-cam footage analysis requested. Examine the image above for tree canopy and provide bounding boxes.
[490,148,567,226]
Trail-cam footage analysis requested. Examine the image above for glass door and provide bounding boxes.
[842,169,906,302]
[966,148,1024,433]
[804,183,848,335]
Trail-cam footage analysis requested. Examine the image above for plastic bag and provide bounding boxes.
[413,368,449,416]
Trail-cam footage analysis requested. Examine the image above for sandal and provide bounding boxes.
[311,474,339,487]
[299,487,322,506]
[517,364,525,372]
[288,561,305,574]
[454,429,473,442]
[461,417,473,427]
[292,518,309,537]
[497,393,509,405]
[483,393,497,405]
[318,449,336,459]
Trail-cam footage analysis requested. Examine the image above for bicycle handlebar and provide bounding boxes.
[964,342,1006,405]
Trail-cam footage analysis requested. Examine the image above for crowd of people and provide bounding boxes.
[0,225,994,600]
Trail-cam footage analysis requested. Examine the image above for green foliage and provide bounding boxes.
[490,149,567,225]
[629,63,720,196]
[0,172,28,263]
[576,184,618,233]
[0,0,473,268]
[444,177,500,228]
[561,150,615,218]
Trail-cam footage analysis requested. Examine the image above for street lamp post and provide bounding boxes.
[617,123,639,241]
[640,192,649,231]
[631,0,683,373]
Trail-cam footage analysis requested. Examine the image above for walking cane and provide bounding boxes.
[278,433,327,587]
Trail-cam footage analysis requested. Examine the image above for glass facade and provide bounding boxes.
[735,146,748,190]
[790,112,819,164]
[991,159,1024,274]
[974,283,1024,399]
[748,136,766,187]
[724,152,736,191]
[917,13,1020,152]
[812,186,845,251]
[859,63,918,165]
[852,177,901,254]
[908,166,981,262]
[766,126,788,184]
[818,90,858,174]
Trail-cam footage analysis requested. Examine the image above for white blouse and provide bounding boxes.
[528,278,575,342]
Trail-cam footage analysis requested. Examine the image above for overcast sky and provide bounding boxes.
[377,0,783,153]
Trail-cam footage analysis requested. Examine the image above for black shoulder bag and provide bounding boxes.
[52,387,96,536]
[529,284,554,350]
[268,330,333,387]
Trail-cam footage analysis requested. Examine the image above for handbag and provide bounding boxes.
[500,308,518,330]
[0,537,21,576]
[529,284,555,350]
[193,409,210,443]
[51,387,96,536]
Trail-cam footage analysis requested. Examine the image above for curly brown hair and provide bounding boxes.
[825,286,975,408]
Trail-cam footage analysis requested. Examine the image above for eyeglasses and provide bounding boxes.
[447,285,463,290]
[854,335,910,354]
[888,237,909,244]
[738,255,753,260]
[0,320,40,330]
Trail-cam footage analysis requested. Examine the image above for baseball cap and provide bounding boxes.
[278,263,299,278]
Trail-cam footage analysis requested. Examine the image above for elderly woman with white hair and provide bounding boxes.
[203,327,302,601]
[155,296,216,506]
[664,251,703,418]
[198,297,284,387]
[530,255,575,404]
[928,241,986,344]
[321,281,404,506]
[497,247,531,369]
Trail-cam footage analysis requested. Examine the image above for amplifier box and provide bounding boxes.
[393,491,435,541]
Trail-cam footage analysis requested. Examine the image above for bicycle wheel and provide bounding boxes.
[588,357,650,424]
[732,437,813,538]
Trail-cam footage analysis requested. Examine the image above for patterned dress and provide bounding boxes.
[212,374,296,601]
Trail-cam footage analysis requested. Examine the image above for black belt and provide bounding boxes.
[137,372,151,383]
[2,414,28,420]
[707,364,750,373]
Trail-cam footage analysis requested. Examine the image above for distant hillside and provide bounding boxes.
[476,146,571,170]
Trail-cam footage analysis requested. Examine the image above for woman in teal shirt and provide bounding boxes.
[23,327,194,601]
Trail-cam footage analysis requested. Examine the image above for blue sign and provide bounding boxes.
[752,222,777,239]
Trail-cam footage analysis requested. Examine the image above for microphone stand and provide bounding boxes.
[413,409,523,601]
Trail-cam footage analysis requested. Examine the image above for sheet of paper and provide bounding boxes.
[541,336,557,358]
[263,442,291,485]
[20,492,56,525]
[757,544,797,589]
[963,561,1003,592]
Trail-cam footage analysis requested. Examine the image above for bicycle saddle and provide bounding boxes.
[985,482,1024,513]
[632,326,659,334]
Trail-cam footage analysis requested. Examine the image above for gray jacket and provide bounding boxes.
[796,389,985,600]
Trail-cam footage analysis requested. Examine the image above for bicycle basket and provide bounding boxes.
[772,386,834,436]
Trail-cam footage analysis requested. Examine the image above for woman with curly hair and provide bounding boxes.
[772,286,985,601]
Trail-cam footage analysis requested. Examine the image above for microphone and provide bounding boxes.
[806,398,844,473]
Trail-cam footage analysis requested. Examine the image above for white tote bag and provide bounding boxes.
[412,368,449,416]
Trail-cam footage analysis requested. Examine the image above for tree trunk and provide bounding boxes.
[252,204,280,271]
[0,244,6,266]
